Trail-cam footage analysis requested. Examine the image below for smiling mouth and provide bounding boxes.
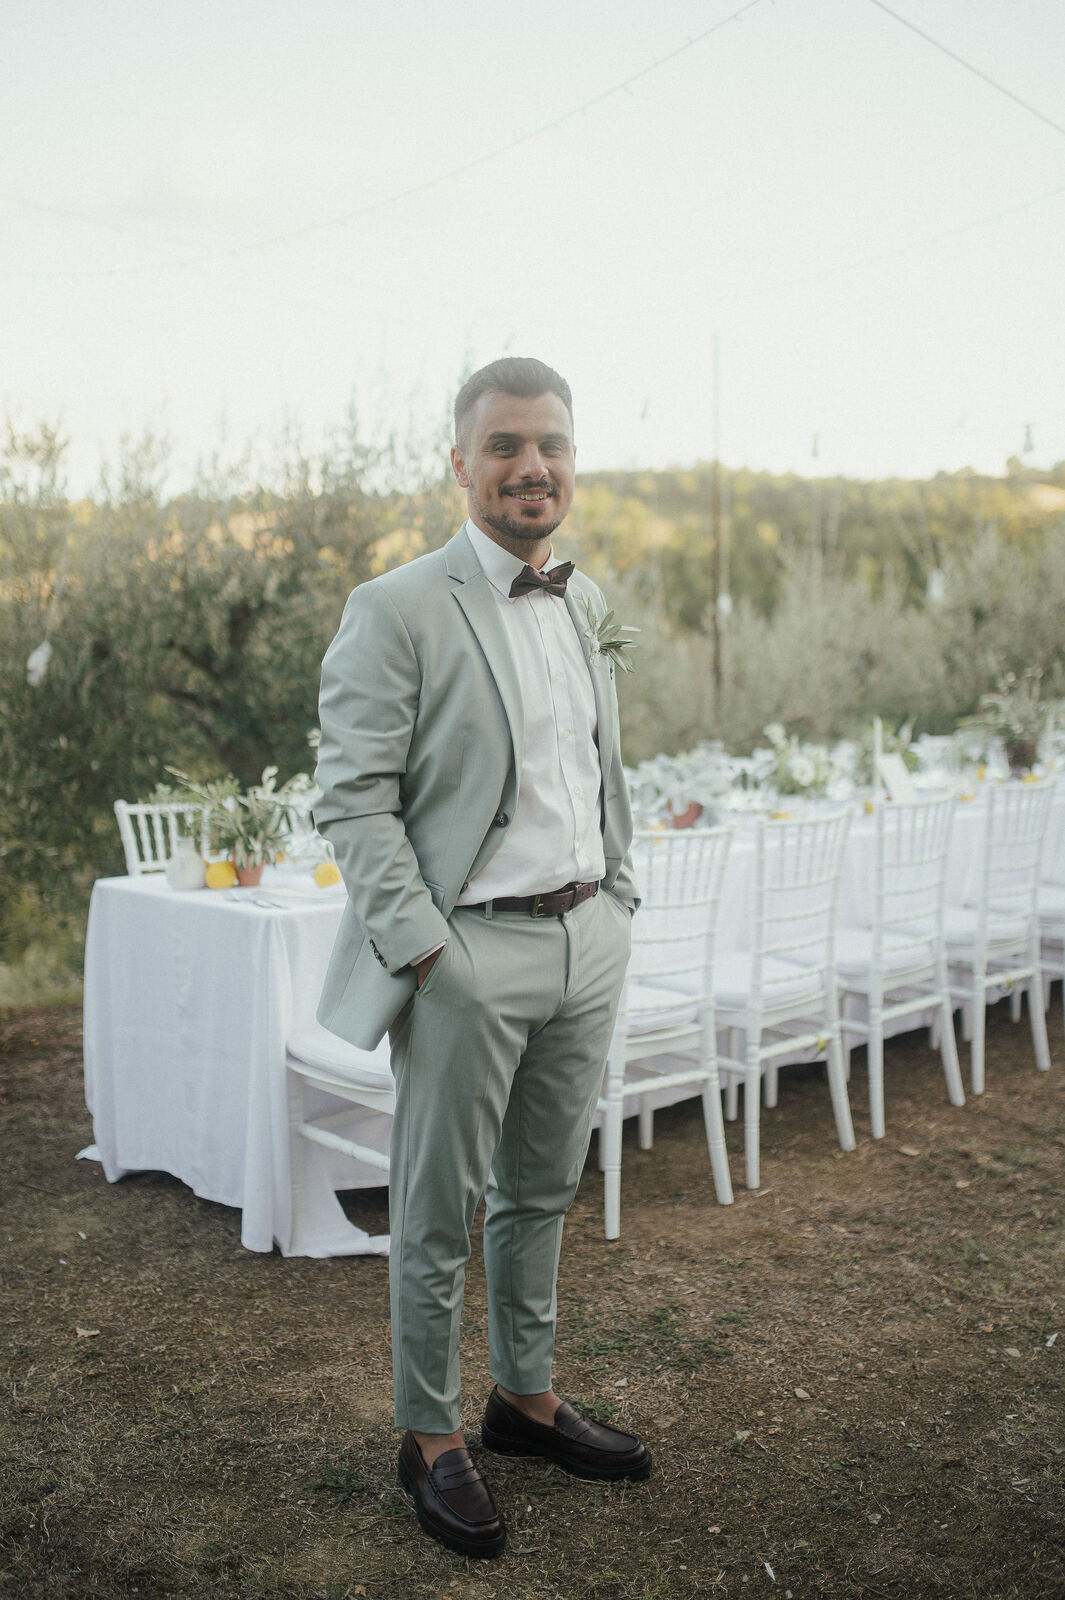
[506,488,554,503]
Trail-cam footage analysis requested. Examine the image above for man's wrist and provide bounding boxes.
[411,942,446,987]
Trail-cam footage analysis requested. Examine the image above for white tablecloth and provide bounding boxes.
[82,874,390,1257]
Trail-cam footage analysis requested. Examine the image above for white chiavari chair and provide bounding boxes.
[597,827,734,1240]
[714,811,855,1190]
[285,1024,395,1255]
[835,795,963,1139]
[113,799,208,876]
[945,781,1054,1093]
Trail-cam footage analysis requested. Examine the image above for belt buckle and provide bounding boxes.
[530,892,546,918]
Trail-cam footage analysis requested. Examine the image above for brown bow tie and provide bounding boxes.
[509,560,574,599]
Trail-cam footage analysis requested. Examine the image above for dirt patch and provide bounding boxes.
[2,998,1063,1598]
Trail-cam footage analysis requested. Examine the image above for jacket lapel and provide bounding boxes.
[445,528,524,777]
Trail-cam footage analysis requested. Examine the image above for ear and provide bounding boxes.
[450,445,469,488]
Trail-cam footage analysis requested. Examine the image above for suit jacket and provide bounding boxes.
[313,524,637,1049]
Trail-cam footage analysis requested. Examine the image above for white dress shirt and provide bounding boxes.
[456,519,606,903]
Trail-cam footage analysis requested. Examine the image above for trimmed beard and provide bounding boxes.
[477,500,563,545]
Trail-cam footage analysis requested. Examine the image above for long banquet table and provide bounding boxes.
[82,784,1065,1257]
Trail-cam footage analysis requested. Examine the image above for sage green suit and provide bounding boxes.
[315,525,636,1430]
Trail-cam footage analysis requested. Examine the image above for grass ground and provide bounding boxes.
[2,996,1063,1599]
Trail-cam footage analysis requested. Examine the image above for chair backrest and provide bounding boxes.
[976,781,1055,929]
[751,811,851,985]
[873,794,956,955]
[628,827,732,989]
[113,799,208,876]
[1041,777,1065,887]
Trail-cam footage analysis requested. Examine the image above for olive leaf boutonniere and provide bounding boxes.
[582,597,639,673]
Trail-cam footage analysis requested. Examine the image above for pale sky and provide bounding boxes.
[3,0,1064,494]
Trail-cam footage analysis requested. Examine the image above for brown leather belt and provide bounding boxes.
[467,881,600,918]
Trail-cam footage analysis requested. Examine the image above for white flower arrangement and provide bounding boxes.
[758,724,839,798]
[624,742,733,825]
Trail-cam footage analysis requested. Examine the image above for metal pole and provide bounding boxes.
[710,335,725,704]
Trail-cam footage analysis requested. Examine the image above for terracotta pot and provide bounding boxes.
[668,800,704,829]
[235,861,265,887]
[1005,739,1037,776]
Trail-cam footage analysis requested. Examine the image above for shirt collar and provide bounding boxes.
[464,518,558,604]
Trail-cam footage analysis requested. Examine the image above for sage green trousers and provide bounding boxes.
[386,887,631,1433]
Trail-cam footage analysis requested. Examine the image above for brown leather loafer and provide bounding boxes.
[397,1431,506,1558]
[481,1387,652,1482]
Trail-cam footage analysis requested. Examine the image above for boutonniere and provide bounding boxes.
[582,597,639,673]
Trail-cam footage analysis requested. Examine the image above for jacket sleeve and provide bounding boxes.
[611,847,641,911]
[313,581,449,972]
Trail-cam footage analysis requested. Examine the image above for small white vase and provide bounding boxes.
[165,835,207,891]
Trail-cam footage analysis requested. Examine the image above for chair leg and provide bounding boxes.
[602,1097,623,1240]
[743,1066,761,1189]
[1027,979,1052,1073]
[1010,987,1022,1023]
[970,991,987,1095]
[638,1098,654,1150]
[825,1029,856,1153]
[700,1069,734,1206]
[763,1065,778,1109]
[866,1008,886,1141]
[960,1001,973,1043]
[840,991,854,1081]
[285,1067,308,1257]
[937,994,965,1108]
[725,1029,740,1120]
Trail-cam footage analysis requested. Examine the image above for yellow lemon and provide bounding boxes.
[206,860,238,890]
[314,860,342,887]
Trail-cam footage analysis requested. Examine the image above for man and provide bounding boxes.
[314,357,649,1559]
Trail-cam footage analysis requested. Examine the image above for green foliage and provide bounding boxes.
[0,416,461,988]
[2,418,1063,1004]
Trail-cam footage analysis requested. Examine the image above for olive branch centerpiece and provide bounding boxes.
[164,765,314,870]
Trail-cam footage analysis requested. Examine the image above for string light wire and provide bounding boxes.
[0,0,764,282]
[867,0,1065,141]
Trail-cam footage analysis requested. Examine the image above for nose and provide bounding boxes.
[515,442,549,479]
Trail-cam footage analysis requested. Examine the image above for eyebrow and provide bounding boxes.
[483,430,572,446]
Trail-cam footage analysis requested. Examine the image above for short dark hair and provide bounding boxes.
[454,357,573,447]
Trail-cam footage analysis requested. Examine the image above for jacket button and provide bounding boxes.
[461,880,470,893]
[494,811,509,827]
